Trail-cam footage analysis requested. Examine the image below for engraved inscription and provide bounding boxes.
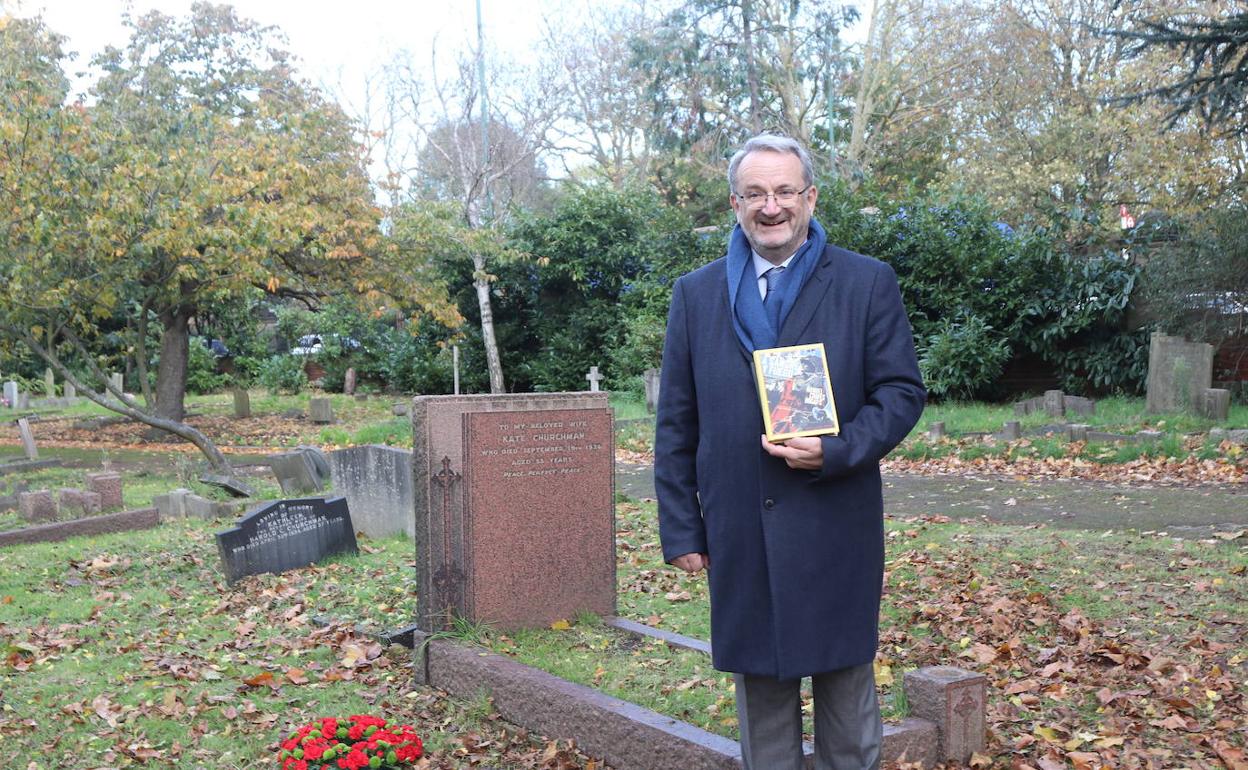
[478,417,603,479]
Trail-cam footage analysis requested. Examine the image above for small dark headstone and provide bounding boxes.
[215,496,357,583]
[1197,388,1231,421]
[199,474,256,498]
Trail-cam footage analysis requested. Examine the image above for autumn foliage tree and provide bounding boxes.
[0,5,387,474]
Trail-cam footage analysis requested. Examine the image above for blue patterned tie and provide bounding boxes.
[764,265,786,332]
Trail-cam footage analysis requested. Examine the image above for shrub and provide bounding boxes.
[259,355,307,395]
[919,314,1011,400]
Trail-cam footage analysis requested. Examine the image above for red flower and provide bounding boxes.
[336,749,369,770]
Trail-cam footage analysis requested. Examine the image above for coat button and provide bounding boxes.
[763,498,775,510]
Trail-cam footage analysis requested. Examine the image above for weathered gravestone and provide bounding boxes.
[309,397,334,424]
[642,368,661,414]
[905,667,988,764]
[18,490,56,523]
[1197,388,1231,421]
[58,488,101,517]
[1146,332,1213,413]
[16,418,37,460]
[413,393,615,631]
[109,372,124,395]
[327,444,415,538]
[215,496,358,583]
[1043,389,1065,418]
[267,447,329,494]
[15,392,28,410]
[2,381,16,408]
[233,387,251,419]
[343,368,356,396]
[63,382,76,400]
[44,368,54,397]
[86,472,123,510]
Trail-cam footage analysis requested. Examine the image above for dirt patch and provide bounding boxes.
[0,412,314,454]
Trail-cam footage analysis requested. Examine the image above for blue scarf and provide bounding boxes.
[727,217,827,351]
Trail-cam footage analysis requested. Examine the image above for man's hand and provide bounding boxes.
[761,434,824,470]
[672,552,709,574]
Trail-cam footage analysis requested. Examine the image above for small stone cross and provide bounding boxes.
[585,365,604,392]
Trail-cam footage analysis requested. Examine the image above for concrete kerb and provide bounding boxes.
[405,622,949,769]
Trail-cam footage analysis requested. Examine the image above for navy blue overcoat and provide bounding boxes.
[655,244,925,680]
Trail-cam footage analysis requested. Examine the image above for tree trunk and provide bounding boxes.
[742,0,764,134]
[473,253,505,393]
[155,306,191,422]
[13,326,236,476]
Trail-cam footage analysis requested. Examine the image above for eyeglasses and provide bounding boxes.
[733,185,812,208]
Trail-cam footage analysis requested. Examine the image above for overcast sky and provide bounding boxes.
[22,0,572,104]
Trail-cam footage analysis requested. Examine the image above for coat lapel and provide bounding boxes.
[777,246,837,347]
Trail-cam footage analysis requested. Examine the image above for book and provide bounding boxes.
[752,342,840,442]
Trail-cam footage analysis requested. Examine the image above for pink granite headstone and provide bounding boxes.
[413,393,615,631]
[86,472,124,510]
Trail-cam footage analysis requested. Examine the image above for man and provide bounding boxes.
[654,134,925,770]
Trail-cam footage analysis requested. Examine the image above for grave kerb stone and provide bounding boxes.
[18,490,57,523]
[1001,421,1021,441]
[85,472,123,510]
[1067,423,1089,443]
[58,488,102,516]
[904,666,987,763]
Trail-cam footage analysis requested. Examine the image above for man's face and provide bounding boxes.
[730,150,817,265]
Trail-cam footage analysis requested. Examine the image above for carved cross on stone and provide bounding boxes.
[431,456,464,627]
[954,687,979,751]
[585,366,604,392]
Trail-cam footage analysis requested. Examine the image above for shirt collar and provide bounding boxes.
[752,243,805,279]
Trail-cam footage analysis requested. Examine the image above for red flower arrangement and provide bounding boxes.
[277,714,423,769]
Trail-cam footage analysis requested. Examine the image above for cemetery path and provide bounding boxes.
[616,462,1248,539]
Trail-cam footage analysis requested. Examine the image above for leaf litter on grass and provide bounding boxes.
[0,520,607,769]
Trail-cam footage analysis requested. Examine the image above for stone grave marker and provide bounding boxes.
[343,367,356,396]
[585,365,604,392]
[16,418,38,460]
[327,444,415,538]
[63,382,76,400]
[1064,395,1096,417]
[905,667,987,763]
[15,392,28,410]
[3,381,16,408]
[44,368,55,396]
[1146,332,1213,413]
[58,488,102,517]
[153,488,193,519]
[267,448,328,495]
[1197,388,1230,421]
[18,490,57,523]
[1043,389,1065,417]
[309,397,334,424]
[215,496,358,583]
[86,472,123,510]
[233,387,251,418]
[642,368,661,413]
[413,393,615,631]
[1001,421,1021,441]
[927,421,945,440]
[109,372,124,395]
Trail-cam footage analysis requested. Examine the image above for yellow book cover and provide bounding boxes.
[752,343,840,442]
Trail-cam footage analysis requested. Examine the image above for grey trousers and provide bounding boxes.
[734,662,882,770]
